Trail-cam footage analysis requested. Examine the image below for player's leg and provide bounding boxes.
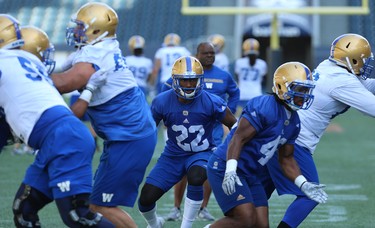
[90,134,156,227]
[182,152,211,228]
[138,183,166,228]
[138,153,184,227]
[198,181,215,221]
[55,194,114,227]
[165,176,186,221]
[206,155,258,227]
[266,144,320,227]
[182,164,206,228]
[12,183,52,227]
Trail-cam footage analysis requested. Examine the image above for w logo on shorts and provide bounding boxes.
[102,193,114,202]
[57,181,71,192]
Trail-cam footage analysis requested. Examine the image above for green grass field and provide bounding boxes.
[1,108,375,228]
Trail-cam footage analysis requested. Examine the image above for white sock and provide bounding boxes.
[140,205,159,227]
[203,225,211,228]
[181,197,203,228]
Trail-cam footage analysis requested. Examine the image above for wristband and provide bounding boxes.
[225,159,238,173]
[294,175,307,189]
[79,89,93,103]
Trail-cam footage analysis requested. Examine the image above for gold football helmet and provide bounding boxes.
[272,62,315,110]
[172,56,204,99]
[207,34,225,53]
[0,14,24,49]
[242,38,260,56]
[164,33,181,46]
[329,33,374,79]
[66,2,118,47]
[128,35,145,52]
[20,26,55,74]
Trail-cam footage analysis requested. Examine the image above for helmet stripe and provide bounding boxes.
[185,57,192,72]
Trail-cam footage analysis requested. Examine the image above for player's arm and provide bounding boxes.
[70,69,108,118]
[50,62,96,94]
[227,117,256,160]
[226,75,240,114]
[150,58,161,86]
[278,144,328,203]
[277,144,301,181]
[220,107,237,130]
[332,84,375,117]
[222,117,256,195]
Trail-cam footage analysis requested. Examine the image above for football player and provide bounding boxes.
[49,3,157,227]
[138,56,237,228]
[162,42,240,222]
[0,16,113,227]
[124,35,153,97]
[206,62,327,228]
[261,34,375,228]
[151,33,191,94]
[235,38,268,110]
[207,34,230,72]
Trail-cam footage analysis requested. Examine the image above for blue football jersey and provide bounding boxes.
[214,95,301,176]
[151,90,227,156]
[202,65,239,114]
[162,66,239,113]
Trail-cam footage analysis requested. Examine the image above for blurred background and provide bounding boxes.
[2,0,374,76]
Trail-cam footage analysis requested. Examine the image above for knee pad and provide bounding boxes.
[187,165,207,186]
[13,183,51,228]
[55,194,104,227]
[138,183,164,207]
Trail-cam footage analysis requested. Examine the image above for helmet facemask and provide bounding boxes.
[172,56,204,100]
[272,62,315,111]
[281,80,315,111]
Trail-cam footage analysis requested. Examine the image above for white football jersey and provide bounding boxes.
[297,59,375,153]
[72,39,138,106]
[0,49,68,143]
[214,52,230,72]
[235,57,267,100]
[154,46,191,83]
[125,55,153,89]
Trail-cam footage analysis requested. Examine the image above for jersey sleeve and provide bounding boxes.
[209,93,228,122]
[225,72,240,113]
[241,98,264,133]
[330,79,375,117]
[161,77,173,92]
[150,96,164,125]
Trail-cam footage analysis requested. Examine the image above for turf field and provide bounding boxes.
[1,108,375,228]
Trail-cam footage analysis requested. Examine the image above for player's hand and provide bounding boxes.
[86,69,108,91]
[222,171,243,195]
[300,181,328,204]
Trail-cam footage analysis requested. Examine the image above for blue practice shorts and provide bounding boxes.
[207,154,268,214]
[145,151,212,192]
[263,144,319,196]
[24,118,95,199]
[90,131,157,207]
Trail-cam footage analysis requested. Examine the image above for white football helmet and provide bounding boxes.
[172,56,204,99]
[0,14,24,49]
[272,62,315,110]
[66,2,118,47]
[329,33,374,79]
[21,26,55,74]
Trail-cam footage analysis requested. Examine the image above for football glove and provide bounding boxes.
[222,159,243,195]
[300,181,328,204]
[85,68,108,92]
